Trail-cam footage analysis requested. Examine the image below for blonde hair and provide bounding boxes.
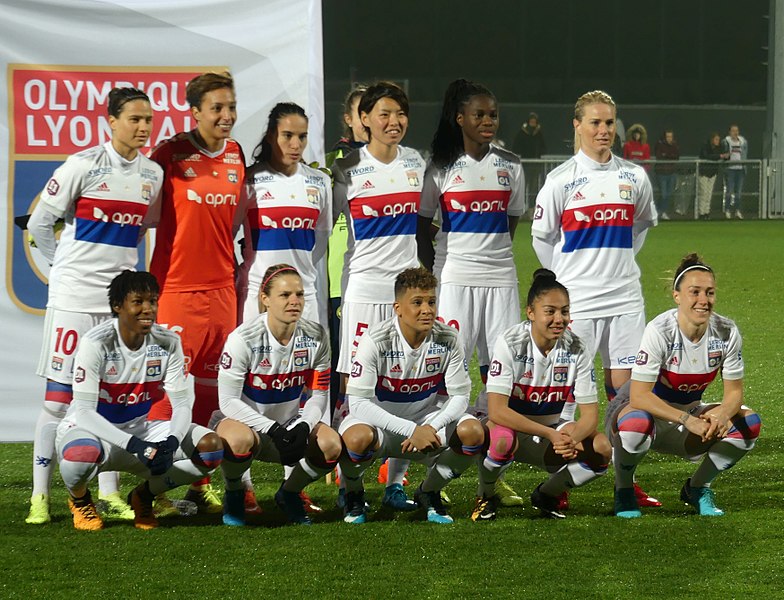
[573,90,616,154]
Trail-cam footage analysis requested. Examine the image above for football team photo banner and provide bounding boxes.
[0,0,324,440]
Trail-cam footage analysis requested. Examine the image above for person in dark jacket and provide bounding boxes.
[697,133,729,220]
[513,112,547,206]
[654,130,680,220]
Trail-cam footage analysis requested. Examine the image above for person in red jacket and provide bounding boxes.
[623,123,650,166]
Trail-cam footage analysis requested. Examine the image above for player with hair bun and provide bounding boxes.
[474,269,611,521]
[55,271,223,531]
[26,87,163,525]
[531,89,659,508]
[215,265,339,526]
[609,254,761,518]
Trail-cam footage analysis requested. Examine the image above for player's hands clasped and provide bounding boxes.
[126,435,175,476]
[268,422,310,466]
[402,424,441,454]
[549,430,578,460]
[700,411,732,440]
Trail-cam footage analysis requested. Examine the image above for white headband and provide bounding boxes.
[673,264,712,290]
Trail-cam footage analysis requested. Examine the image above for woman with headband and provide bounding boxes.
[213,264,339,526]
[608,253,761,518]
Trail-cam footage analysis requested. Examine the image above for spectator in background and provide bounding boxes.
[654,129,680,220]
[623,124,650,165]
[723,125,748,219]
[513,112,546,206]
[612,117,627,155]
[697,132,728,220]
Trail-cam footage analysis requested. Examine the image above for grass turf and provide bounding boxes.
[1,220,782,599]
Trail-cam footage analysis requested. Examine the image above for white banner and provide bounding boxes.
[0,0,324,440]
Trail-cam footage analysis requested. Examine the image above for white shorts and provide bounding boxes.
[438,284,520,366]
[336,301,394,374]
[36,308,112,384]
[338,410,477,462]
[568,311,645,370]
[56,418,213,476]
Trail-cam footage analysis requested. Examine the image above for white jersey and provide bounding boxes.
[239,161,332,304]
[531,150,657,319]
[347,317,471,437]
[420,145,525,286]
[333,146,425,303]
[632,309,743,407]
[486,321,597,427]
[218,313,330,433]
[66,320,189,448]
[34,142,163,312]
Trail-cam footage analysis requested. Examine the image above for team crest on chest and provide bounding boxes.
[141,182,153,202]
[306,187,320,205]
[425,357,440,373]
[497,170,510,187]
[553,366,568,382]
[708,351,722,368]
[294,350,309,367]
[618,184,633,202]
[228,169,238,183]
[146,360,162,377]
[406,170,420,187]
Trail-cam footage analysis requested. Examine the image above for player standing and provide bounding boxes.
[215,265,339,525]
[338,267,484,524]
[26,87,163,524]
[147,72,247,513]
[610,254,760,518]
[417,78,526,506]
[474,269,611,521]
[238,102,332,325]
[531,90,659,507]
[331,81,426,505]
[55,271,223,530]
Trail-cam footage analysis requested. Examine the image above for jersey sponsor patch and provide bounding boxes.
[489,360,502,377]
[349,191,419,241]
[561,204,633,252]
[534,204,543,220]
[73,198,148,248]
[74,366,85,383]
[220,352,233,370]
[636,350,649,365]
[440,190,510,234]
[46,178,60,195]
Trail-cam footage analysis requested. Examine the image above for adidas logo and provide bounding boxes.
[523,370,533,379]
[262,191,275,200]
[451,175,464,185]
[572,191,585,201]
[97,182,110,192]
[259,357,271,368]
[183,167,197,178]
[361,180,375,190]
[106,365,117,376]
[390,364,402,373]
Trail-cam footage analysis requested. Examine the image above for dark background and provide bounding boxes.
[322,0,770,157]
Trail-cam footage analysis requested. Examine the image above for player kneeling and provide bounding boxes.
[475,269,611,521]
[215,265,339,526]
[339,267,484,524]
[609,254,761,518]
[55,271,223,531]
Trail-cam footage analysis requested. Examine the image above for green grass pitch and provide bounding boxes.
[1,221,782,599]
